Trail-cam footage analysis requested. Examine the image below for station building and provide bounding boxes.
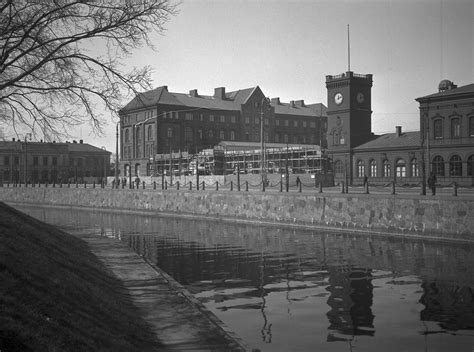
[326,71,474,187]
[118,85,327,178]
[0,139,111,184]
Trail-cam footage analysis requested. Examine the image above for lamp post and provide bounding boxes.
[23,133,32,185]
[115,121,119,188]
[260,97,269,187]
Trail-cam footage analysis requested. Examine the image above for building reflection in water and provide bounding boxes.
[326,266,375,341]
[419,281,474,332]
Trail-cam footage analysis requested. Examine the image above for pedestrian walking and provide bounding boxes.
[427,172,437,195]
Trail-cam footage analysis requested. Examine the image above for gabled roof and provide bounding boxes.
[120,85,327,118]
[416,83,474,102]
[354,131,420,151]
[67,143,111,154]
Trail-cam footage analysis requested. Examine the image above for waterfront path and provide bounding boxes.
[70,229,249,352]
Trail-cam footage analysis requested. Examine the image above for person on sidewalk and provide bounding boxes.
[427,172,437,195]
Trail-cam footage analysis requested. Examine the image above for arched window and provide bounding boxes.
[383,159,391,177]
[147,125,153,140]
[167,127,173,138]
[245,132,249,141]
[230,130,236,141]
[208,129,214,139]
[395,158,406,177]
[468,155,474,176]
[432,156,444,176]
[411,158,419,177]
[451,118,461,138]
[135,126,141,141]
[333,131,339,145]
[449,155,462,176]
[369,159,377,177]
[219,130,225,140]
[125,129,129,143]
[134,163,140,177]
[275,133,280,143]
[357,160,365,177]
[434,119,443,139]
[334,160,344,174]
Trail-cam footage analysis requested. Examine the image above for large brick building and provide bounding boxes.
[0,139,111,184]
[118,86,327,177]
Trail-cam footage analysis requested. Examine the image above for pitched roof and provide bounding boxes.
[67,142,111,154]
[120,86,327,118]
[354,131,420,151]
[416,83,474,101]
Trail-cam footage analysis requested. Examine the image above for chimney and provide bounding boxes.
[73,140,77,143]
[189,89,198,97]
[290,100,295,108]
[395,126,402,137]
[271,97,280,105]
[12,138,15,141]
[160,85,168,91]
[80,139,83,144]
[214,87,226,100]
[295,100,305,107]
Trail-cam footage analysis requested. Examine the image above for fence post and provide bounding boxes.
[165,180,168,190]
[153,181,156,190]
[391,182,396,195]
[319,182,323,193]
[230,181,233,191]
[45,183,48,188]
[298,182,302,193]
[246,181,249,192]
[237,179,241,191]
[84,182,87,188]
[142,181,145,189]
[176,181,179,190]
[280,181,283,192]
[216,181,219,191]
[188,181,191,190]
[341,182,345,193]
[93,182,95,188]
[262,179,265,192]
[364,182,369,194]
[452,182,458,196]
[202,181,205,190]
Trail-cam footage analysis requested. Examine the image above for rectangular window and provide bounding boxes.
[33,156,38,166]
[4,156,9,165]
[285,120,289,127]
[293,121,298,127]
[210,115,214,122]
[303,121,307,128]
[276,119,280,126]
[434,119,443,139]
[310,122,316,128]
[451,118,461,138]
[185,113,193,121]
[220,115,225,123]
[52,157,58,166]
[245,116,250,124]
[231,115,236,123]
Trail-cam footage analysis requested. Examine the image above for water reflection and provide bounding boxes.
[15,205,474,352]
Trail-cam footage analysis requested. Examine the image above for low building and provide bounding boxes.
[0,139,111,184]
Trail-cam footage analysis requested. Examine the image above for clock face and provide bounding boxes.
[334,92,343,105]
[357,92,365,103]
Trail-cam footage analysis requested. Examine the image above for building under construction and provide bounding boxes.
[147,141,330,177]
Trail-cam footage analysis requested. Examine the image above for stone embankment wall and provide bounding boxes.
[1,187,473,240]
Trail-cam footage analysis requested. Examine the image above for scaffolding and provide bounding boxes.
[149,143,329,176]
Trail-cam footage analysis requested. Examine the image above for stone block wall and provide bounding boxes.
[1,187,473,240]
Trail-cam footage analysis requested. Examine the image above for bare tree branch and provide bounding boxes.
[0,0,178,139]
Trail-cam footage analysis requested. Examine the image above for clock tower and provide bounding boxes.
[326,71,373,185]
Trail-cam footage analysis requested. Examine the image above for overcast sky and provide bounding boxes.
[81,0,473,153]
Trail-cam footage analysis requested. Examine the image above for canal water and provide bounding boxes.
[16,205,474,352]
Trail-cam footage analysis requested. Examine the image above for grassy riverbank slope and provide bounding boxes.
[0,202,162,351]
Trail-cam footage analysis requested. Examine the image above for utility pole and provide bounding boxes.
[115,122,119,188]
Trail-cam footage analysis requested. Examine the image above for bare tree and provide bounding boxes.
[0,0,178,138]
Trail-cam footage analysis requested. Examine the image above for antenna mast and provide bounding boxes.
[347,24,351,71]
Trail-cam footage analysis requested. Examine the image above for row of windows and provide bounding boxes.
[433,116,474,139]
[166,112,238,124]
[2,156,20,165]
[352,158,420,178]
[431,155,474,176]
[33,156,58,166]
